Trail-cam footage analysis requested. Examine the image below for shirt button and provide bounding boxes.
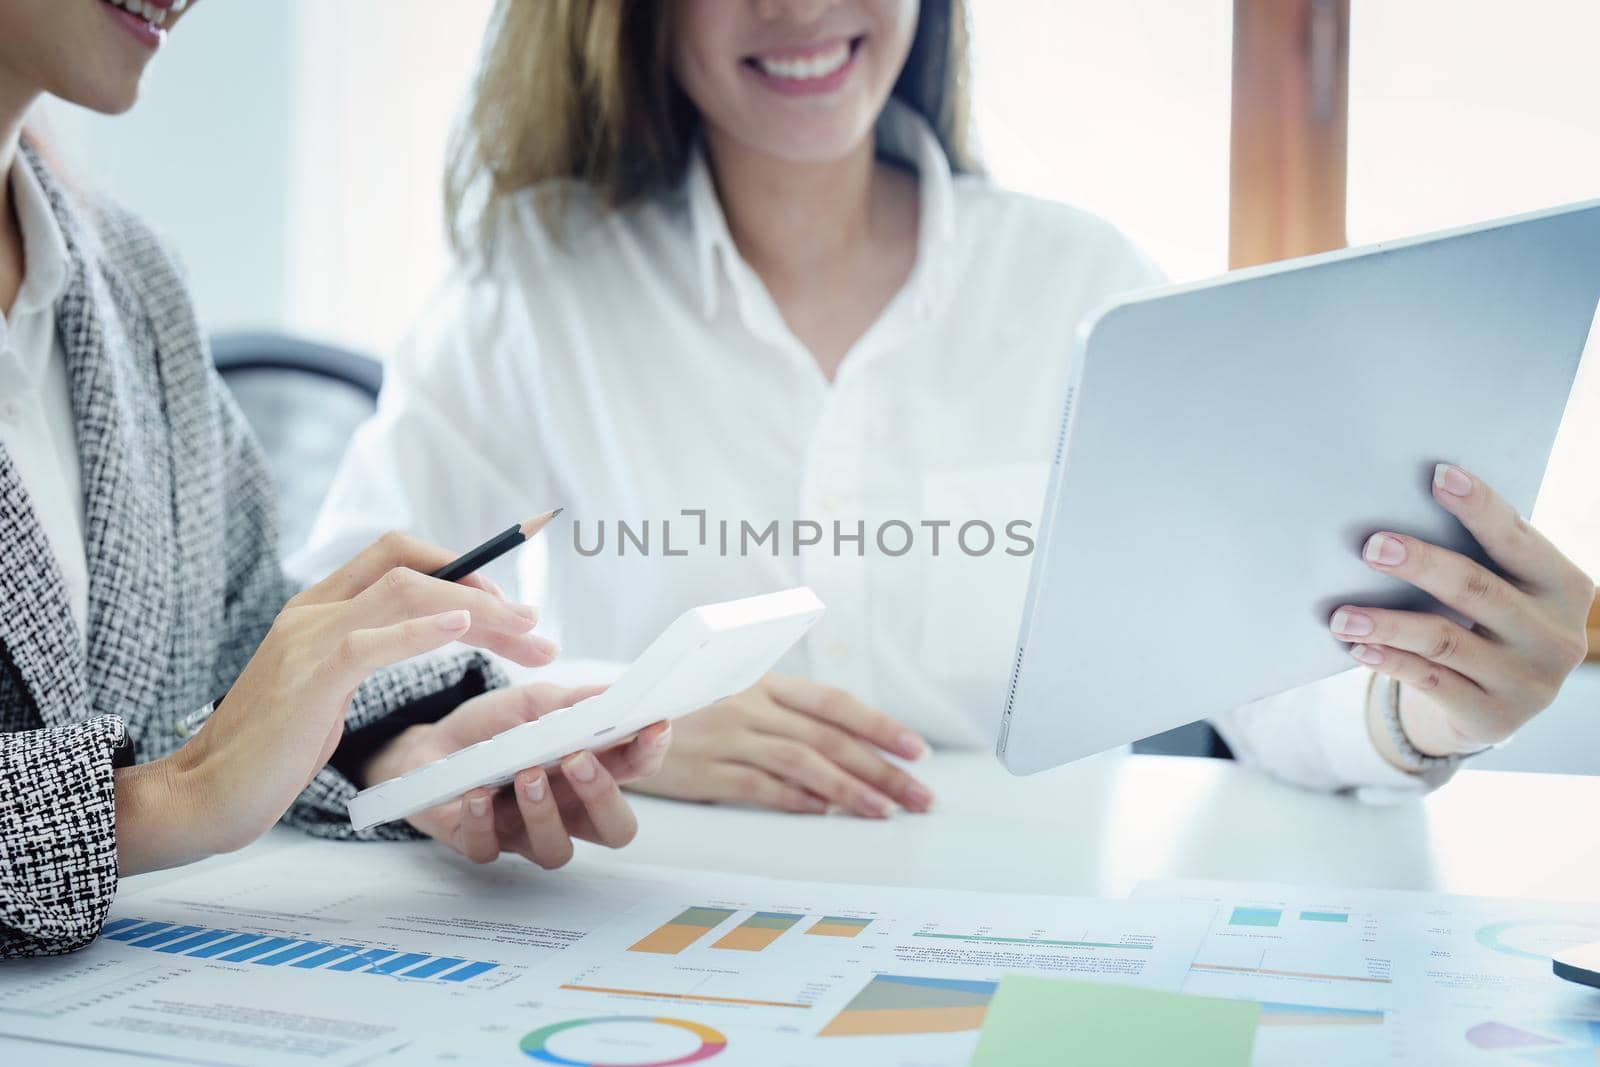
[0,399,23,422]
[819,495,839,514]
[828,641,850,663]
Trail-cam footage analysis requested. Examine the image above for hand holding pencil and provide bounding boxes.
[123,525,561,874]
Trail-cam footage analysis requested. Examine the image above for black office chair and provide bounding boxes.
[211,331,384,555]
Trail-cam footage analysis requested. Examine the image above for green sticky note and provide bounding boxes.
[969,976,1259,1067]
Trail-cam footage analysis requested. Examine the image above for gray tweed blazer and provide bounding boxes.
[0,147,503,959]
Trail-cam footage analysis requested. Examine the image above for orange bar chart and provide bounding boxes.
[628,907,737,955]
[807,916,873,938]
[712,912,803,951]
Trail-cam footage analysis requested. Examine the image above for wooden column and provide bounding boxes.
[1588,593,1600,662]
[1229,0,1351,269]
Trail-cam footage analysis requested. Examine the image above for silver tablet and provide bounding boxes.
[999,200,1600,775]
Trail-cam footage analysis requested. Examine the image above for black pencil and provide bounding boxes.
[430,509,563,583]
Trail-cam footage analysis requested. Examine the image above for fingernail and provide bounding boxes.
[467,793,488,816]
[1363,533,1407,566]
[647,724,672,750]
[565,751,598,783]
[437,609,471,631]
[1434,463,1472,498]
[897,731,927,759]
[530,636,561,659]
[861,792,892,818]
[906,784,934,810]
[803,796,829,814]
[522,774,546,803]
[1349,644,1385,666]
[511,603,539,623]
[1330,609,1374,637]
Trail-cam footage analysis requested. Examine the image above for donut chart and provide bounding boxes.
[1475,920,1600,962]
[518,1016,727,1066]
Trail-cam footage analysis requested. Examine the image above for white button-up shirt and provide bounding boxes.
[294,101,1425,797]
[1,157,88,639]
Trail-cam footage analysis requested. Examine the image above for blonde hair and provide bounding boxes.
[446,0,976,255]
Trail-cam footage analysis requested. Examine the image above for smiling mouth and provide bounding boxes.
[100,0,185,28]
[744,36,864,83]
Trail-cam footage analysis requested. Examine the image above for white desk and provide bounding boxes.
[124,751,1600,903]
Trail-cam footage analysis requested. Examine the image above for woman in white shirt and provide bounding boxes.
[297,0,1592,815]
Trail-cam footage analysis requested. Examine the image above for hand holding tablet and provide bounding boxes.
[1000,199,1600,774]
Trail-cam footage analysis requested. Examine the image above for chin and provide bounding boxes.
[743,116,879,166]
[60,76,144,116]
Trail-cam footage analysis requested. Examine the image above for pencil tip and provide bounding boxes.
[520,509,564,537]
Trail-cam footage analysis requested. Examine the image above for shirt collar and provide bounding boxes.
[7,153,71,318]
[686,95,959,323]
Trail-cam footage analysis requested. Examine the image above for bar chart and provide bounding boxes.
[712,912,803,952]
[1230,907,1284,928]
[629,907,738,955]
[99,917,499,984]
[806,916,873,938]
[1228,907,1352,929]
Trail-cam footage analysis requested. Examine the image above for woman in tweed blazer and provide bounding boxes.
[0,2,669,959]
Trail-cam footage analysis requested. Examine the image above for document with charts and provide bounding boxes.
[406,874,1212,1067]
[1134,878,1600,1067]
[0,839,1211,1067]
[0,839,674,1066]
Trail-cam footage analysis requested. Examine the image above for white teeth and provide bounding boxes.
[756,42,851,81]
[107,0,168,27]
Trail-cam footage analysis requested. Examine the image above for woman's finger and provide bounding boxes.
[448,789,501,864]
[1359,532,1527,636]
[743,734,892,818]
[349,567,556,666]
[763,675,926,759]
[324,609,474,690]
[513,769,576,869]
[752,705,933,812]
[556,751,637,848]
[704,762,829,814]
[306,531,480,603]
[1431,464,1594,607]
[1330,606,1496,678]
[350,566,539,633]
[595,722,673,784]
[1347,642,1485,713]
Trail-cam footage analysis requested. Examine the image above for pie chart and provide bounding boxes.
[519,1016,727,1066]
[1475,920,1600,962]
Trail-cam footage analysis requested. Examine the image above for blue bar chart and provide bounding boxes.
[99,917,498,984]
[1229,907,1283,928]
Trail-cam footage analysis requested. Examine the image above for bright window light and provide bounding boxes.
[969,1,1234,283]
